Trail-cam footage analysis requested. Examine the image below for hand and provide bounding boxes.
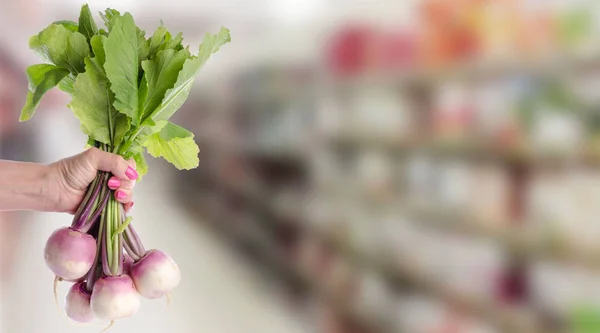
[48,148,138,214]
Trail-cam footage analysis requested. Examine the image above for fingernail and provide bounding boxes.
[125,166,138,180]
[116,190,127,200]
[107,178,121,189]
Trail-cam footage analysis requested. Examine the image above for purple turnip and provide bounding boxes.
[90,275,140,320]
[44,227,96,281]
[130,250,180,299]
[65,282,94,323]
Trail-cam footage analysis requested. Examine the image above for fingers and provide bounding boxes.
[124,202,134,213]
[85,148,138,181]
[114,188,133,204]
[107,176,136,204]
[107,176,136,190]
[85,148,137,205]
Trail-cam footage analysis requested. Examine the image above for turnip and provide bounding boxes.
[90,275,140,320]
[131,249,181,299]
[65,282,94,323]
[44,172,111,282]
[44,227,96,281]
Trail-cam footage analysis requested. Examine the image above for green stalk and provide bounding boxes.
[110,198,120,275]
[104,196,113,274]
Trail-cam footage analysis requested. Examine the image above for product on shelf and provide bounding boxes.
[431,83,475,143]
[393,293,500,333]
[355,150,394,200]
[527,169,600,254]
[530,260,600,328]
[468,164,510,226]
[353,270,395,325]
[350,87,413,140]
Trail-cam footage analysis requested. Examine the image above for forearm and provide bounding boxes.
[0,160,54,212]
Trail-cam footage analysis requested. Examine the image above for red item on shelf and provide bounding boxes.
[377,30,418,70]
[325,25,374,77]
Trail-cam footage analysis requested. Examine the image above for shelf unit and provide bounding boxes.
[174,55,600,333]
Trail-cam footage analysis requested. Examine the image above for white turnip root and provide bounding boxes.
[65,282,94,323]
[44,227,96,281]
[130,249,181,299]
[90,275,140,320]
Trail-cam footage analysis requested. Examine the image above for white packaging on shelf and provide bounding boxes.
[530,109,584,154]
[356,150,393,198]
[432,82,474,142]
[380,215,421,264]
[472,79,518,141]
[469,164,510,226]
[530,261,600,318]
[351,87,411,138]
[528,169,600,252]
[393,294,500,333]
[437,160,472,210]
[406,154,438,206]
[354,270,395,323]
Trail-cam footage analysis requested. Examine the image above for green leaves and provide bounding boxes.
[21,65,70,121]
[141,48,189,117]
[90,35,107,66]
[58,75,76,95]
[78,4,98,41]
[148,27,168,56]
[21,4,230,175]
[29,24,90,74]
[133,153,148,178]
[54,20,78,32]
[68,57,114,144]
[100,8,121,31]
[149,27,230,122]
[103,13,140,125]
[144,122,199,170]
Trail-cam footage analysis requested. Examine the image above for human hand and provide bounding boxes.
[47,148,138,214]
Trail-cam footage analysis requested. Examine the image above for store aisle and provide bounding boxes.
[1,112,310,333]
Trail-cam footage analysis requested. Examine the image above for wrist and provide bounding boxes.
[0,161,55,212]
[39,164,60,212]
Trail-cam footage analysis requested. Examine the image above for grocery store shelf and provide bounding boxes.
[179,182,393,333]
[330,133,600,167]
[404,205,600,270]
[314,226,548,333]
[327,53,600,88]
[201,173,543,333]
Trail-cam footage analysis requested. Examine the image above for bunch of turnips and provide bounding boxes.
[21,3,230,326]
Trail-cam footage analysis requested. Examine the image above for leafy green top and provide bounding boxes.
[21,5,230,178]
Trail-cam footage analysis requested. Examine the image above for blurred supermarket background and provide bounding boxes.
[5,0,600,332]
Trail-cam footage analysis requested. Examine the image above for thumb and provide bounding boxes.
[84,148,138,180]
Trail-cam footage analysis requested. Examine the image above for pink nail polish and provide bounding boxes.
[125,166,138,180]
[108,178,121,189]
[116,190,127,200]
